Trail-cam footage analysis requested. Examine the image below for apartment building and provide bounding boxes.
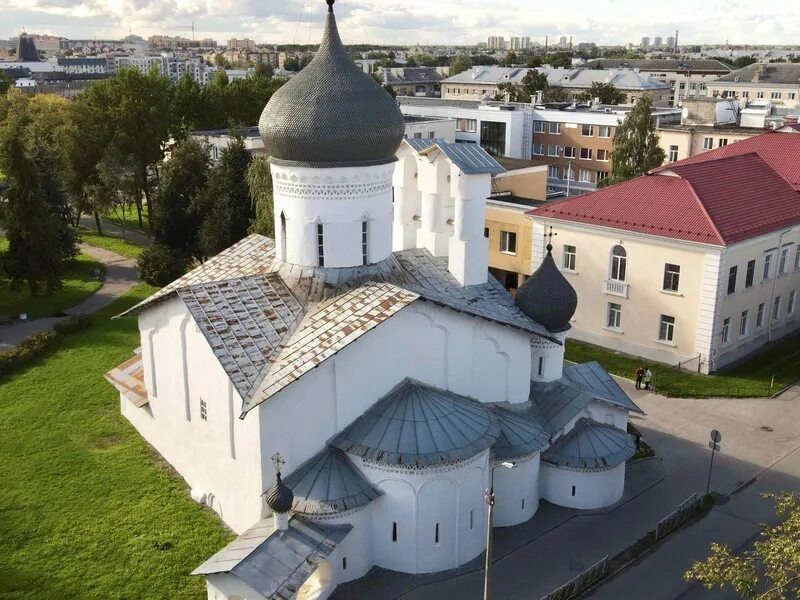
[584,59,731,106]
[115,55,219,85]
[399,97,681,195]
[441,66,672,106]
[378,67,443,97]
[55,57,109,75]
[707,63,800,108]
[527,133,800,373]
[659,125,762,164]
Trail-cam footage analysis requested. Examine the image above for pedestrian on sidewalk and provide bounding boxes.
[644,367,652,390]
[635,366,644,390]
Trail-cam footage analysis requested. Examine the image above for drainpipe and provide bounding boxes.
[767,227,792,343]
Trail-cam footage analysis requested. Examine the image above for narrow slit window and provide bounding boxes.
[361,220,369,265]
[435,523,439,544]
[280,212,287,260]
[521,498,525,510]
[392,522,397,542]
[200,398,208,421]
[571,485,576,497]
[537,356,544,377]
[317,223,325,267]
[469,509,474,530]
[342,557,347,570]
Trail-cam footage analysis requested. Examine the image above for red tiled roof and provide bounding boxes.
[529,150,800,246]
[650,131,800,191]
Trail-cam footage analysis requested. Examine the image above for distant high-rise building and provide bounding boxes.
[228,38,256,50]
[559,35,568,48]
[641,36,650,49]
[509,36,531,51]
[16,33,40,61]
[666,36,675,51]
[653,36,663,49]
[487,36,505,50]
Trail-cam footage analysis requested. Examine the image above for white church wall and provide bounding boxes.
[586,401,629,431]
[416,155,453,257]
[130,297,263,534]
[447,171,490,286]
[354,451,489,574]
[392,147,422,251]
[307,508,374,586]
[205,573,268,600]
[271,162,395,268]
[539,463,626,510]
[492,453,540,527]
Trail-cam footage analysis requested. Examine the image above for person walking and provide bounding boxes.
[644,367,652,391]
[635,366,644,390]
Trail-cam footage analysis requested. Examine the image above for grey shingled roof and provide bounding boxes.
[394,249,555,341]
[284,446,382,516]
[331,378,501,468]
[713,63,800,85]
[192,517,351,599]
[542,417,635,470]
[403,138,505,174]
[584,58,731,73]
[178,274,303,403]
[488,404,551,461]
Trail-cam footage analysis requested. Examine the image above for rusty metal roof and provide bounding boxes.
[178,274,303,403]
[104,352,148,407]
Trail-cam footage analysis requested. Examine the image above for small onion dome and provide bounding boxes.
[258,0,405,168]
[515,244,577,333]
[265,472,294,514]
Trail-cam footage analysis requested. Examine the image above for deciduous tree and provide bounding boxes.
[246,156,274,237]
[576,82,626,105]
[602,96,665,186]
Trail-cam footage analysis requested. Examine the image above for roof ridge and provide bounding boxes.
[678,176,726,245]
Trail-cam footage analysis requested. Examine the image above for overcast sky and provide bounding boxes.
[2,0,798,47]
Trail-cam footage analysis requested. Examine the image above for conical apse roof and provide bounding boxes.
[258,0,405,168]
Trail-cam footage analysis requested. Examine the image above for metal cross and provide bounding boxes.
[546,226,558,244]
[271,452,285,474]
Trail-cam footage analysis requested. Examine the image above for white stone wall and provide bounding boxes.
[539,462,626,510]
[492,453,540,527]
[271,162,395,268]
[130,296,264,535]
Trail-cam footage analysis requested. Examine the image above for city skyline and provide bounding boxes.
[2,0,799,47]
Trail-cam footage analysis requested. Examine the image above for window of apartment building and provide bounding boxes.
[721,317,730,344]
[500,231,517,254]
[549,122,562,134]
[663,263,680,292]
[480,121,507,156]
[548,165,560,179]
[563,146,576,158]
[597,149,609,161]
[795,247,800,271]
[428,131,435,138]
[563,245,577,271]
[200,398,208,421]
[581,124,594,136]
[668,145,679,162]
[533,120,545,133]
[658,315,675,342]
[579,169,593,183]
[745,259,755,287]
[757,91,764,99]
[579,147,593,160]
[772,296,781,322]
[413,132,423,139]
[484,227,489,238]
[598,125,611,138]
[596,171,609,183]
[779,245,791,275]
[727,265,737,295]
[607,303,622,329]
[679,82,686,90]
[771,91,782,100]
[718,138,728,147]
[703,137,714,150]
[788,290,797,316]
[548,144,560,157]
[533,143,544,156]
[742,91,749,98]
[789,93,797,101]
[689,83,697,91]
[700,83,707,91]
[565,167,577,181]
[756,302,766,328]
[763,250,775,280]
[456,118,477,133]
[739,310,749,337]
[317,223,325,267]
[610,245,627,281]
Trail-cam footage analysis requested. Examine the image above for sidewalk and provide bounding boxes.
[0,244,139,349]
[79,214,152,248]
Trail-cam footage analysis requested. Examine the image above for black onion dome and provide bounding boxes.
[515,245,577,333]
[265,472,294,514]
[258,1,405,168]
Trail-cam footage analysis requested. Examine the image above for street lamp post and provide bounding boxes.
[483,461,516,600]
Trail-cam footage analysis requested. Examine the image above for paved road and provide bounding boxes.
[334,380,800,600]
[0,244,139,349]
[79,214,152,247]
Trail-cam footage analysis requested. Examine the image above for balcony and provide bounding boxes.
[604,280,629,298]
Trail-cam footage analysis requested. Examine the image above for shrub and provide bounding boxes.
[53,314,93,335]
[136,244,189,287]
[0,330,58,376]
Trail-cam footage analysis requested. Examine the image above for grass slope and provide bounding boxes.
[0,237,105,319]
[102,203,150,234]
[0,284,234,599]
[566,334,800,398]
[79,229,146,261]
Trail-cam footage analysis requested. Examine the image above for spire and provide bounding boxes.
[327,0,335,13]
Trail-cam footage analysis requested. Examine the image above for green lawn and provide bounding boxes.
[102,203,150,233]
[79,228,146,260]
[565,334,800,398]
[0,284,234,599]
[0,237,105,319]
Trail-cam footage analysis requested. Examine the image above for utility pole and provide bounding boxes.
[483,461,516,600]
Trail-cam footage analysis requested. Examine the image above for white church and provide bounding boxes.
[105,2,643,598]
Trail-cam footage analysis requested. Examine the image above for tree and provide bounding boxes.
[152,138,209,257]
[196,136,253,258]
[137,243,190,287]
[733,56,759,69]
[171,73,205,139]
[246,156,274,237]
[602,96,665,186]
[254,59,274,79]
[543,53,572,68]
[685,493,800,599]
[543,86,568,102]
[449,55,472,76]
[500,51,518,67]
[576,82,626,104]
[0,71,13,96]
